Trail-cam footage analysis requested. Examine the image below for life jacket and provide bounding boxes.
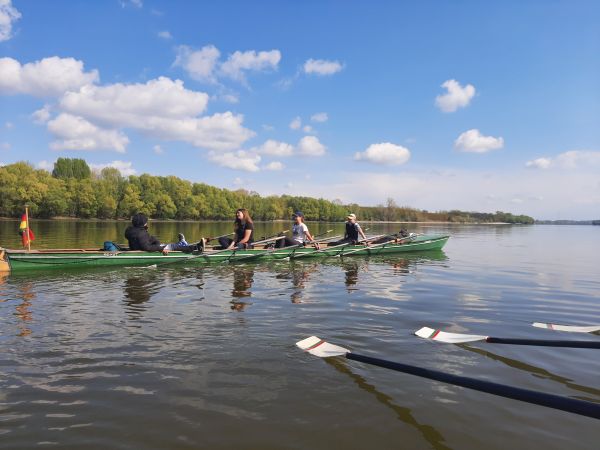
[345,222,359,241]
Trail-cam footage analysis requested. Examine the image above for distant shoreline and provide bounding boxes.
[0,216,514,225]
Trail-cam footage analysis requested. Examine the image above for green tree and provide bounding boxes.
[117,184,144,218]
[52,158,91,180]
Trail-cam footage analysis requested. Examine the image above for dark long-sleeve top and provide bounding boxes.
[124,225,163,252]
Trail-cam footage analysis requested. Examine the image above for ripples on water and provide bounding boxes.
[1,223,599,449]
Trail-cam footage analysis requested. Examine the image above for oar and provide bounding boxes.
[532,323,600,333]
[313,229,333,240]
[289,237,367,260]
[314,234,342,243]
[415,327,600,349]
[146,231,290,267]
[202,230,289,258]
[335,234,398,258]
[296,336,600,420]
[205,232,235,242]
[223,236,290,263]
[231,230,333,263]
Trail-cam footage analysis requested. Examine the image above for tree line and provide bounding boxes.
[0,159,534,224]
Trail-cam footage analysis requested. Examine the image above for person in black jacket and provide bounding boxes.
[124,213,202,254]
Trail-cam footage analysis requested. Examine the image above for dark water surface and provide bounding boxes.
[1,221,599,449]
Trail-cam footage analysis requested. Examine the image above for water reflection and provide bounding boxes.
[14,282,35,337]
[342,260,360,293]
[460,345,600,402]
[273,261,319,304]
[123,272,161,320]
[230,266,254,311]
[325,357,451,450]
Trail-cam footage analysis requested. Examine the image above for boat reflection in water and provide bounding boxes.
[269,249,448,304]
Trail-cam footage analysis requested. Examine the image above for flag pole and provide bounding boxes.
[25,205,31,252]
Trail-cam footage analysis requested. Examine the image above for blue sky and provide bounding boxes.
[1,0,599,220]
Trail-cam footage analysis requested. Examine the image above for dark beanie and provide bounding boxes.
[132,213,148,227]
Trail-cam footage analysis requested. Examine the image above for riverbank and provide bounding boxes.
[0,216,517,225]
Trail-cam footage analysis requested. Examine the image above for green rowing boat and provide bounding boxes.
[0,234,449,272]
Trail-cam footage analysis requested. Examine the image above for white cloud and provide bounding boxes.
[157,30,172,40]
[220,93,239,104]
[247,167,599,220]
[0,0,21,42]
[526,150,600,170]
[252,139,294,157]
[120,0,142,8]
[36,160,54,171]
[208,150,261,172]
[31,105,51,124]
[220,49,281,82]
[302,125,313,133]
[55,76,253,151]
[525,157,552,169]
[153,144,164,155]
[4,121,13,129]
[174,45,221,84]
[60,77,209,125]
[0,56,99,97]
[289,116,301,130]
[354,142,411,165]
[233,177,243,186]
[47,113,129,152]
[435,79,476,112]
[0,142,10,150]
[139,112,253,151]
[556,150,600,169]
[262,124,274,131]
[89,160,137,176]
[297,135,326,157]
[454,129,504,153]
[264,161,284,171]
[303,58,343,76]
[174,45,281,85]
[311,112,328,123]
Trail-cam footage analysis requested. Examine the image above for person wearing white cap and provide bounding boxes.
[329,213,367,246]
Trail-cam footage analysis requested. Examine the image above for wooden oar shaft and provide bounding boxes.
[345,352,600,420]
[208,232,235,241]
[485,337,600,349]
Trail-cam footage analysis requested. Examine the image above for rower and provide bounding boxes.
[275,211,320,249]
[329,213,367,246]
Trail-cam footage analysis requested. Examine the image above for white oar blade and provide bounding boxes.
[532,322,600,333]
[296,336,349,358]
[415,327,488,344]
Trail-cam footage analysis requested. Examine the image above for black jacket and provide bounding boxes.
[124,225,163,252]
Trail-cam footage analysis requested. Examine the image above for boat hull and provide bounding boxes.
[1,235,449,272]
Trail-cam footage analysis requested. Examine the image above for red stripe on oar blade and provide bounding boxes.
[548,324,554,330]
[430,330,441,339]
[306,340,325,350]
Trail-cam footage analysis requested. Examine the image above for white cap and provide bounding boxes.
[347,213,356,220]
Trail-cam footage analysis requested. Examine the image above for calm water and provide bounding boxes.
[0,221,599,449]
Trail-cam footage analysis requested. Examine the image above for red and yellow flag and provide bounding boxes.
[19,214,35,247]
